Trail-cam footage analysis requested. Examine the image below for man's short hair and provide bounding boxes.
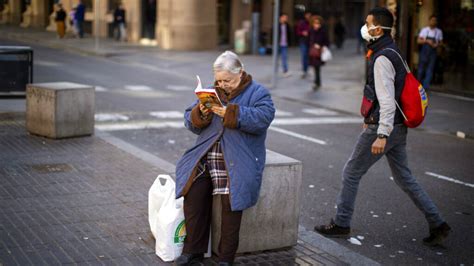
[368,7,394,35]
[429,14,437,20]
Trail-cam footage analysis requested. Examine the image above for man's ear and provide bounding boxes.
[376,27,384,36]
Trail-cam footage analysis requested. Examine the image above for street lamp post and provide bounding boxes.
[271,0,280,89]
[94,0,99,51]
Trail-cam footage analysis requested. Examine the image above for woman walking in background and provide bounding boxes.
[309,16,330,90]
[55,4,67,39]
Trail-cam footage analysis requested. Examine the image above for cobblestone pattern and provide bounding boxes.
[0,116,346,265]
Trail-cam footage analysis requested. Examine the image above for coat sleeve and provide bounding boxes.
[237,87,275,135]
[184,100,213,135]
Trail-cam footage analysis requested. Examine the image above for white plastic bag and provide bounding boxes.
[148,174,186,262]
[321,46,333,62]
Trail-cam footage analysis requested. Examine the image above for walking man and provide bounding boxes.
[417,15,443,90]
[278,13,291,77]
[314,7,451,247]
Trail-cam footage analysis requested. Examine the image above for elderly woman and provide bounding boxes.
[175,51,275,266]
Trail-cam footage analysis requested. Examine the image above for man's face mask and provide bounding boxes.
[360,24,392,42]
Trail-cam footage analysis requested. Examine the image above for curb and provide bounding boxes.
[298,226,380,266]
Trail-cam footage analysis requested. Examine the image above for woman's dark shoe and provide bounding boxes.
[174,253,204,266]
[314,219,351,238]
[423,222,451,246]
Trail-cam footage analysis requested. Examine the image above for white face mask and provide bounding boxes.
[360,24,392,42]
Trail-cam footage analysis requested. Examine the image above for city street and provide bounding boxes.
[1,35,473,266]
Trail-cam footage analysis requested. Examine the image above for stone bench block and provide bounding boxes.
[26,82,95,139]
[211,150,303,254]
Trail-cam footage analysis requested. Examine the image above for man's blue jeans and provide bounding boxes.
[335,124,445,229]
[299,42,309,73]
[417,45,437,89]
[280,46,288,73]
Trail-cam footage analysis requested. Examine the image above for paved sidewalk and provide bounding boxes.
[0,112,378,265]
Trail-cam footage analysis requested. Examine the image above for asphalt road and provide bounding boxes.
[2,38,473,265]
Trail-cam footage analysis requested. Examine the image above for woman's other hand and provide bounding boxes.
[211,105,227,117]
[199,104,211,117]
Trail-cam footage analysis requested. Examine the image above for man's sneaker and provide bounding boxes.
[314,219,351,238]
[423,222,451,246]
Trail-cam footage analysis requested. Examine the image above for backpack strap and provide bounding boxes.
[383,48,411,74]
[379,48,409,122]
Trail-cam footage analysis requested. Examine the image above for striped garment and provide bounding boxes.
[195,141,229,195]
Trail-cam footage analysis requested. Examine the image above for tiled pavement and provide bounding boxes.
[0,113,349,265]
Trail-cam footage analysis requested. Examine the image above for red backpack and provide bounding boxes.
[385,48,428,128]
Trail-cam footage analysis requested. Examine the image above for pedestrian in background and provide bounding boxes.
[277,13,291,77]
[69,7,77,37]
[314,7,451,247]
[174,51,275,266]
[75,0,85,38]
[55,3,67,39]
[296,11,311,79]
[113,3,126,41]
[334,17,346,49]
[417,15,443,90]
[308,15,329,90]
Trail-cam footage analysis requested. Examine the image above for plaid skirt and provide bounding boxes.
[195,141,229,195]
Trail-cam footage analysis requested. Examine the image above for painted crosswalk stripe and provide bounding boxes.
[95,86,108,92]
[95,113,130,122]
[302,108,339,116]
[269,126,327,145]
[124,85,153,91]
[95,121,184,131]
[149,111,184,119]
[166,85,192,91]
[425,172,474,188]
[272,117,360,125]
[275,110,293,117]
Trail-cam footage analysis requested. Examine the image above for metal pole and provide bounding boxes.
[271,0,280,89]
[95,0,99,51]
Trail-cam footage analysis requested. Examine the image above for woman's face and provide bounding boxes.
[312,19,321,30]
[214,71,242,91]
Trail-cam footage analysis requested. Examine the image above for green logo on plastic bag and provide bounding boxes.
[174,220,186,244]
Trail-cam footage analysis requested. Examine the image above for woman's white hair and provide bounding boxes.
[213,51,244,74]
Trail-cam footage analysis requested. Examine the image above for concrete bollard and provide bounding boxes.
[211,150,303,254]
[26,82,95,139]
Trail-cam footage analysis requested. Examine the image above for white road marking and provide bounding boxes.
[95,113,129,122]
[430,91,474,102]
[275,110,293,117]
[272,117,360,126]
[166,85,192,91]
[35,60,61,67]
[149,111,184,119]
[269,126,327,145]
[95,121,183,131]
[124,85,153,91]
[425,172,474,188]
[302,108,339,116]
[95,86,108,92]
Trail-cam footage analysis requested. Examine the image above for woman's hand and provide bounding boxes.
[199,104,210,117]
[211,105,227,118]
[314,44,321,49]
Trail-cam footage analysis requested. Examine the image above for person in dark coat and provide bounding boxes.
[308,16,330,90]
[113,4,126,41]
[174,51,275,266]
[296,12,312,78]
[74,0,85,38]
[334,17,346,49]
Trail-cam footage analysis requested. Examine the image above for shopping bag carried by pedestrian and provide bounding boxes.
[148,174,186,262]
[321,46,333,62]
[384,48,428,128]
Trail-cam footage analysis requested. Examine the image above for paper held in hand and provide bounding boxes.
[194,75,223,108]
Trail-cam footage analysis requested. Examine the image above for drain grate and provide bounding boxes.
[31,163,74,174]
